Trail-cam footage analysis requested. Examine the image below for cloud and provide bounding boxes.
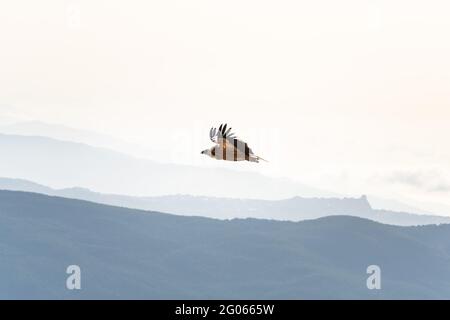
[386,170,450,193]
[429,184,450,193]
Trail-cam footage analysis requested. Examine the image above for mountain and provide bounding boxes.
[1,125,443,216]
[0,177,54,194]
[1,177,449,226]
[0,121,157,159]
[0,133,332,199]
[1,190,450,299]
[367,195,431,215]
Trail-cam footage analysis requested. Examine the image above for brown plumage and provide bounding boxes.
[201,124,267,163]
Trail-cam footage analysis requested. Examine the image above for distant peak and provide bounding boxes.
[359,195,371,208]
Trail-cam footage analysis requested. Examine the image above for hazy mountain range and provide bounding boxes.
[0,132,330,199]
[1,177,449,226]
[2,190,450,299]
[0,123,443,214]
[0,120,156,159]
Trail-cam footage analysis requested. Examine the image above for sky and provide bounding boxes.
[1,0,450,213]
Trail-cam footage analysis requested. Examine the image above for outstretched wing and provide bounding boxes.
[209,123,236,144]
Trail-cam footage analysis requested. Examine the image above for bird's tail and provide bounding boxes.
[257,156,268,163]
[249,155,268,163]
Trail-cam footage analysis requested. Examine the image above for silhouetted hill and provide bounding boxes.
[1,190,450,299]
[1,177,449,226]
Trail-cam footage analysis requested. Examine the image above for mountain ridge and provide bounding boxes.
[1,177,449,226]
[0,133,330,199]
[0,124,441,214]
[2,189,450,299]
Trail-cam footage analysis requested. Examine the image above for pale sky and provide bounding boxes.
[1,0,450,213]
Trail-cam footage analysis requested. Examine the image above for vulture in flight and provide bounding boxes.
[201,124,267,163]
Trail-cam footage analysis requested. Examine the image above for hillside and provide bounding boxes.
[1,190,450,299]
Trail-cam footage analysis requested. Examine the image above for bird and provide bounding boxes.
[201,124,267,163]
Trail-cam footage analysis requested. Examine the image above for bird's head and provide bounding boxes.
[201,148,212,157]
